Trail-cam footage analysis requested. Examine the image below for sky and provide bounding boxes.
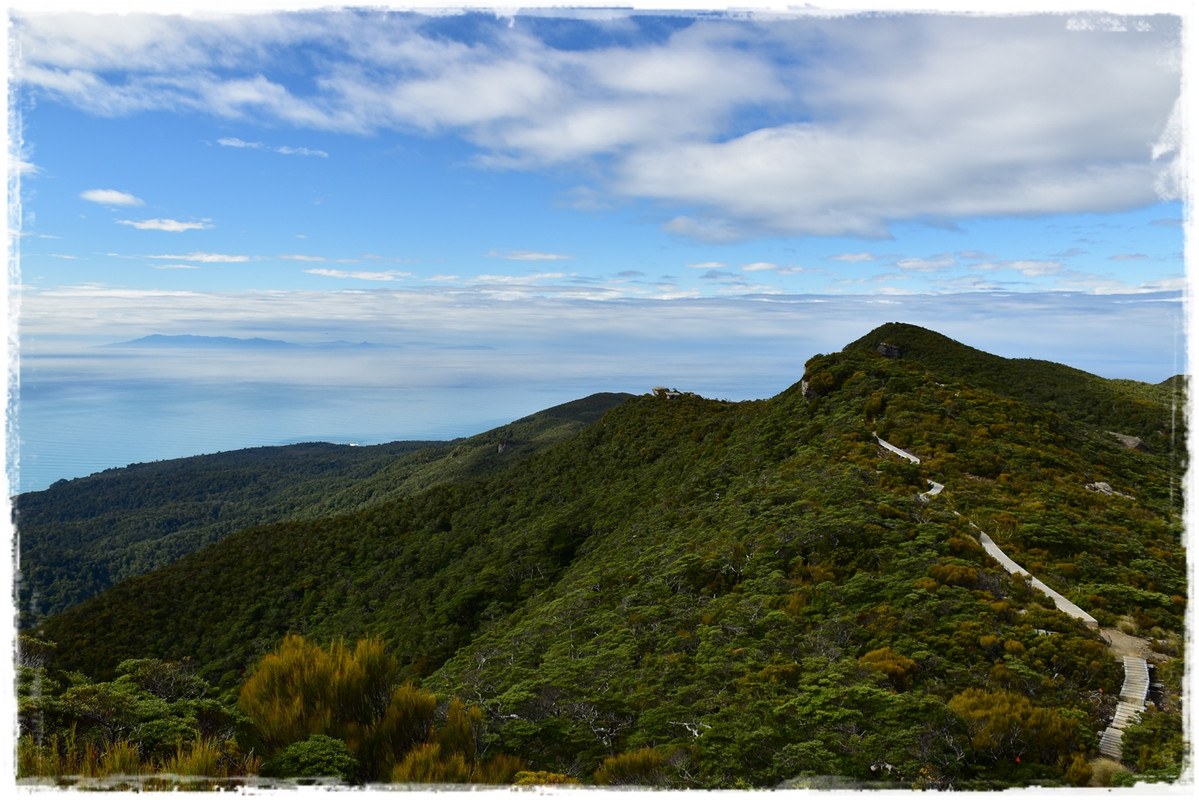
[4,0,1192,494]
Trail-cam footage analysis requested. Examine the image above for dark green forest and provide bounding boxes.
[16,324,1188,789]
[15,392,631,621]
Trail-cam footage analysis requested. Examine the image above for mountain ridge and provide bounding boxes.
[15,391,634,621]
[840,322,1183,449]
[23,324,1188,788]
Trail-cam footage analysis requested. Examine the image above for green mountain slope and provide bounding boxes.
[14,392,632,621]
[844,322,1185,453]
[31,326,1186,787]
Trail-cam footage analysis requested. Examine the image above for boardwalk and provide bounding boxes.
[977,533,1099,628]
[873,433,1150,765]
[874,434,920,464]
[1098,656,1151,761]
[873,434,1098,629]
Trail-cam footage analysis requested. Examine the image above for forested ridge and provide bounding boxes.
[14,392,632,621]
[19,324,1187,789]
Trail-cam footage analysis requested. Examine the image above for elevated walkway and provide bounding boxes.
[1098,656,1150,761]
[977,534,1099,628]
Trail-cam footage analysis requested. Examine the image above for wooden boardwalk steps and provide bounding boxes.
[1098,656,1151,761]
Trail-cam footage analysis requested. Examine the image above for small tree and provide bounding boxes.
[391,742,471,784]
[239,634,437,781]
[858,646,918,690]
[594,747,668,786]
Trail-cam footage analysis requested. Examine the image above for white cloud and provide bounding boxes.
[80,188,143,206]
[686,261,726,270]
[896,257,957,273]
[280,255,359,263]
[15,12,1183,241]
[485,250,572,261]
[741,262,780,273]
[615,16,1180,239]
[218,137,259,149]
[146,252,250,263]
[153,263,199,270]
[471,272,567,284]
[276,146,327,157]
[305,268,412,281]
[827,253,876,263]
[1055,272,1187,295]
[117,218,212,232]
[972,260,1064,277]
[219,137,327,157]
[17,286,1183,386]
[663,216,742,243]
[936,275,1005,292]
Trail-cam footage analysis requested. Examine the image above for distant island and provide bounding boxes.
[104,334,385,350]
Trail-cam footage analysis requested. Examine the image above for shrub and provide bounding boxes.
[391,742,471,784]
[1064,753,1092,786]
[858,646,918,690]
[594,747,667,786]
[472,752,528,784]
[239,634,437,781]
[513,769,580,785]
[260,734,358,782]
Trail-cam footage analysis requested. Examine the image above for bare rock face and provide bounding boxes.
[1107,431,1152,453]
[877,342,902,359]
[1086,481,1134,500]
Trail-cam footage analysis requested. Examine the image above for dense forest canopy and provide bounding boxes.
[14,392,632,622]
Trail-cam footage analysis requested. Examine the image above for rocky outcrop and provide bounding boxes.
[1085,481,1134,500]
[1107,432,1152,453]
[876,342,902,359]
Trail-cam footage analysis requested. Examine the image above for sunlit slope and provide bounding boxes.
[35,326,1184,786]
[844,321,1184,450]
[16,392,632,621]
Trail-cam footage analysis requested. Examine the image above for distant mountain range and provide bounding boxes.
[19,323,1188,788]
[105,334,385,349]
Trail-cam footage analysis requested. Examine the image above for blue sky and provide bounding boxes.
[5,2,1191,492]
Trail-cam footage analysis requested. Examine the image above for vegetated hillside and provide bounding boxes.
[33,326,1186,788]
[14,392,632,621]
[845,322,1185,454]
